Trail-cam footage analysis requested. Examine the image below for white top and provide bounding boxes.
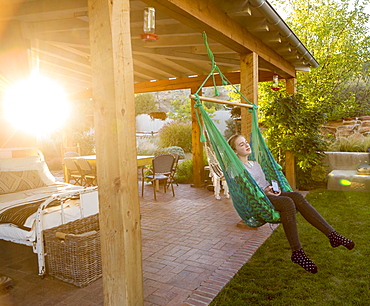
[243,161,270,190]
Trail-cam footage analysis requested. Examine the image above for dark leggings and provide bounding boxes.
[268,192,335,251]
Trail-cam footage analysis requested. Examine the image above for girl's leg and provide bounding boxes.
[268,195,317,273]
[280,192,334,236]
[268,195,301,251]
[280,192,354,250]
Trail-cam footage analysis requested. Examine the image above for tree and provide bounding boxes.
[167,96,217,121]
[135,93,158,115]
[270,0,370,119]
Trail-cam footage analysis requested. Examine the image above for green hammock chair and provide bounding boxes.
[194,33,293,228]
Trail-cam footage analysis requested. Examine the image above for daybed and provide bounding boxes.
[0,147,99,275]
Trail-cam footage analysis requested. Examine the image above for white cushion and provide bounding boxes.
[0,157,56,185]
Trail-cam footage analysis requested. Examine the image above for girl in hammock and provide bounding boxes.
[227,134,354,274]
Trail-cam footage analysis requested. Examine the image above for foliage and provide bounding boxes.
[135,93,158,115]
[223,118,241,140]
[260,93,329,189]
[270,0,370,120]
[327,134,370,152]
[72,131,95,155]
[223,104,241,139]
[136,135,159,155]
[158,121,192,153]
[211,189,370,305]
[204,100,223,111]
[174,159,193,183]
[155,146,186,159]
[38,133,63,160]
[167,96,217,122]
[68,99,95,140]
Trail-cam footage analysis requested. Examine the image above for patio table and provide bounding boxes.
[63,155,153,183]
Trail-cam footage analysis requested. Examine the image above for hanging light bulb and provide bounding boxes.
[140,7,158,42]
[271,75,280,91]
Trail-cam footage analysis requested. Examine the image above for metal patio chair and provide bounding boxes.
[141,153,176,200]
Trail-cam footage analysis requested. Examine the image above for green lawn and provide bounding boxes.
[210,190,370,306]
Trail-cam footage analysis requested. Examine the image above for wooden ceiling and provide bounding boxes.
[0,0,318,97]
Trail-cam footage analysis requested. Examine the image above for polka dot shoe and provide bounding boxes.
[291,249,318,274]
[328,231,355,250]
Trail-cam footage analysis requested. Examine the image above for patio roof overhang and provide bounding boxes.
[0,0,318,97]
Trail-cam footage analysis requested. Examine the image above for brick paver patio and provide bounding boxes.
[0,183,278,305]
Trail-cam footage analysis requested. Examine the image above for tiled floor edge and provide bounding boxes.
[181,224,279,306]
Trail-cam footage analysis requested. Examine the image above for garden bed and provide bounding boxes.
[323,152,370,192]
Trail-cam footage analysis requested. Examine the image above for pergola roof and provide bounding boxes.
[0,0,318,96]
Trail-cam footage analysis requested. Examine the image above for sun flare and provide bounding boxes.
[3,73,70,137]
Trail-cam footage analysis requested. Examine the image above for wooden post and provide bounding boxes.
[191,88,204,188]
[240,53,258,139]
[285,78,297,190]
[88,0,143,305]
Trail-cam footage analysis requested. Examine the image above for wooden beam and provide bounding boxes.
[68,69,276,100]
[88,0,143,305]
[0,0,87,20]
[0,20,30,84]
[133,55,179,77]
[285,78,297,190]
[240,52,258,138]
[134,72,241,93]
[132,44,240,66]
[31,41,91,69]
[140,0,296,78]
[189,95,253,109]
[191,88,204,188]
[29,18,89,34]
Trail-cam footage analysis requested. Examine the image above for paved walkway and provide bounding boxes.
[0,184,278,306]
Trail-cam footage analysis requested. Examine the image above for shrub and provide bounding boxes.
[156,146,186,159]
[136,135,159,155]
[174,159,193,183]
[158,121,192,153]
[73,131,95,155]
[327,134,370,152]
[260,94,329,190]
[135,93,158,115]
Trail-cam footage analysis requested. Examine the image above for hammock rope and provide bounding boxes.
[194,32,293,227]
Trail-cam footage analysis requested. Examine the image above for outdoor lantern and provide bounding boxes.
[271,75,280,91]
[140,7,158,42]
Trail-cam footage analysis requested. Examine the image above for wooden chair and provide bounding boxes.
[76,158,97,186]
[64,152,80,157]
[204,142,229,200]
[62,144,81,157]
[63,158,84,185]
[141,153,175,200]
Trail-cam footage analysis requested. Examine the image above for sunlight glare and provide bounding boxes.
[3,73,70,136]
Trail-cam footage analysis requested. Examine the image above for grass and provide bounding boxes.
[327,134,370,152]
[210,189,370,306]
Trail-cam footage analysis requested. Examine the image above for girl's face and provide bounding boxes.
[233,136,251,157]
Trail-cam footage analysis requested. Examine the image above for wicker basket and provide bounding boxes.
[44,214,102,287]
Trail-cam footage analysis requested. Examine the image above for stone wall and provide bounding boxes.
[321,116,370,138]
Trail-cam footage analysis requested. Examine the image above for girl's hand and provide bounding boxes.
[264,186,281,196]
